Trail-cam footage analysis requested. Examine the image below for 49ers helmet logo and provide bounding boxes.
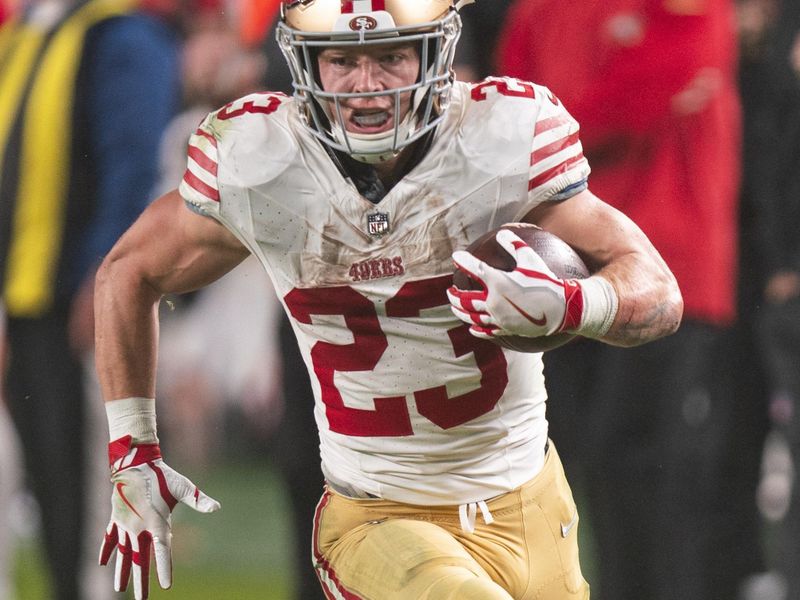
[349,15,378,30]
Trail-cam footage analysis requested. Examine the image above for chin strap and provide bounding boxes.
[455,0,475,8]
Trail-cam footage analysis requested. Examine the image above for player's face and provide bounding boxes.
[317,43,420,135]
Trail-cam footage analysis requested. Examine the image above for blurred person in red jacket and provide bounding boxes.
[0,0,18,24]
[498,1,743,599]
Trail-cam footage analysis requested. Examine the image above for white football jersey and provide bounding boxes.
[179,78,590,505]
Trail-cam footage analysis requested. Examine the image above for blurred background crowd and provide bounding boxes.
[0,0,798,599]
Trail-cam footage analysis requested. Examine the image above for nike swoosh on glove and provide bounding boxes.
[99,435,220,600]
[448,229,583,340]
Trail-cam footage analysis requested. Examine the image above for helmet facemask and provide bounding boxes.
[278,7,462,164]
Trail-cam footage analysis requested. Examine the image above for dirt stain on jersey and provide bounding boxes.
[297,210,464,287]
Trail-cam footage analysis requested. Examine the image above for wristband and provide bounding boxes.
[574,276,618,338]
[105,397,159,445]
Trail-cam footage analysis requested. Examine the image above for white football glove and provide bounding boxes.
[449,229,603,340]
[99,435,220,600]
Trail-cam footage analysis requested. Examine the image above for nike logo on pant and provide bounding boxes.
[561,509,578,538]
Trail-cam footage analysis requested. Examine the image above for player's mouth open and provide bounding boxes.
[351,111,391,131]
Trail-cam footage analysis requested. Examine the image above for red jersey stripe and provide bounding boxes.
[534,115,573,136]
[194,128,217,147]
[528,153,586,191]
[188,144,218,176]
[182,169,220,202]
[531,131,581,165]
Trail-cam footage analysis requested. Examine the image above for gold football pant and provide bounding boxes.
[312,442,590,599]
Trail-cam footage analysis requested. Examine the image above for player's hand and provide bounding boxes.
[99,435,220,600]
[448,229,583,340]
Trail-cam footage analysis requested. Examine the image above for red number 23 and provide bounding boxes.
[284,276,508,437]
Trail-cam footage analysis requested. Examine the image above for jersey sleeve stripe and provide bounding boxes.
[534,115,574,136]
[194,128,218,147]
[187,144,218,176]
[528,153,586,192]
[530,130,581,165]
[186,150,218,188]
[182,168,220,202]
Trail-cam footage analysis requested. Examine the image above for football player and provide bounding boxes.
[94,1,683,598]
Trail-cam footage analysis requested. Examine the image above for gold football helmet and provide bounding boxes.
[278,0,471,163]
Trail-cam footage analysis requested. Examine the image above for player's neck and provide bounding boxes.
[374,133,432,186]
[372,150,409,188]
[332,133,433,203]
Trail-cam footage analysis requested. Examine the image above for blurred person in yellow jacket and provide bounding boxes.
[0,0,184,596]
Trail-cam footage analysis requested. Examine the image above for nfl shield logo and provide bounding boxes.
[367,212,390,237]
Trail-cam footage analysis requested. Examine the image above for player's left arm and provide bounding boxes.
[524,188,683,347]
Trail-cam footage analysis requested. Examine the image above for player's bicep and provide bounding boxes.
[104,189,249,296]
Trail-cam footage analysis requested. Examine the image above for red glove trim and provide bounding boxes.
[99,524,119,566]
[134,532,153,598]
[560,280,584,332]
[108,436,162,467]
[117,533,132,592]
[108,436,133,465]
[149,462,179,510]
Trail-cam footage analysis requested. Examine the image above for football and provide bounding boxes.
[452,223,590,353]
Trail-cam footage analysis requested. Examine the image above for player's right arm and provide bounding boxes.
[94,188,249,600]
[95,189,249,398]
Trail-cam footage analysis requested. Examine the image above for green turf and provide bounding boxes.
[13,541,50,600]
[13,544,292,600]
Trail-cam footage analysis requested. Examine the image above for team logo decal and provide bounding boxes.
[366,211,390,236]
[349,15,378,30]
